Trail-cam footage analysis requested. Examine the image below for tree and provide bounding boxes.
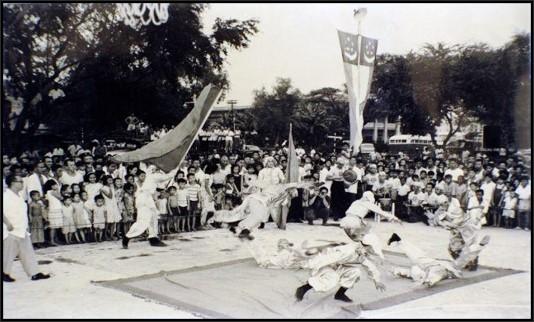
[250,78,301,145]
[2,3,259,151]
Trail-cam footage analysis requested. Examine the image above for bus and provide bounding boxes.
[388,134,433,156]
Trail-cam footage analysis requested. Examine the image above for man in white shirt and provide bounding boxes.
[3,175,50,282]
[59,159,84,186]
[515,176,531,230]
[444,159,464,183]
[24,162,48,201]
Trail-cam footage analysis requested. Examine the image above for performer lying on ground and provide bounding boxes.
[247,238,348,270]
[209,182,320,240]
[387,233,490,287]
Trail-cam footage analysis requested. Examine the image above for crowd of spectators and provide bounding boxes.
[2,138,532,250]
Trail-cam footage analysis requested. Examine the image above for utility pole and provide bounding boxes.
[227,99,237,131]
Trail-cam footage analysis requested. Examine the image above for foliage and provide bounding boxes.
[2,3,259,149]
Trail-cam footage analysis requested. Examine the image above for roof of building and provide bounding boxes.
[212,105,252,112]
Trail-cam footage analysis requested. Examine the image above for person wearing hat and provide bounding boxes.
[387,233,490,287]
[436,193,483,271]
[295,224,386,303]
[122,164,179,248]
[256,156,286,227]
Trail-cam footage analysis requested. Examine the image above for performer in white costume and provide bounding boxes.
[387,233,490,287]
[210,181,318,240]
[340,191,401,240]
[294,235,386,303]
[122,164,178,248]
[434,195,484,270]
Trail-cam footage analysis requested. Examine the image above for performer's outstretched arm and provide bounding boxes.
[364,202,401,222]
[362,258,386,291]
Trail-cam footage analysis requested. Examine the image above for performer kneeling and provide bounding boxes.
[294,234,386,303]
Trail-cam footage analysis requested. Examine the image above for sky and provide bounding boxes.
[201,3,531,107]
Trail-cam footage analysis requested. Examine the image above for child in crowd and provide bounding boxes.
[500,188,518,229]
[242,165,258,197]
[167,186,181,232]
[72,193,91,243]
[93,195,107,242]
[225,174,240,208]
[101,175,121,240]
[122,183,136,233]
[114,177,126,237]
[28,190,46,247]
[213,184,225,211]
[80,191,95,241]
[186,173,201,231]
[62,197,77,244]
[176,178,190,231]
[156,188,170,235]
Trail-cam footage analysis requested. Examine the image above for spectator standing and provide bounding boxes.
[3,174,50,282]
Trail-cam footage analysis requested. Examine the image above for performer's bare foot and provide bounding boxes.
[238,229,254,240]
[295,283,312,301]
[334,287,353,302]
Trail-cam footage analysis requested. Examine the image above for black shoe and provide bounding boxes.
[31,273,50,281]
[229,226,237,234]
[148,237,167,247]
[334,287,352,302]
[238,229,254,240]
[295,283,312,301]
[122,236,129,249]
[2,272,15,282]
[387,233,401,246]
[259,223,265,229]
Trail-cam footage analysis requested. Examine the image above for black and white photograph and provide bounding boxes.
[1,2,532,319]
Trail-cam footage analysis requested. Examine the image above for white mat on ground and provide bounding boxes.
[95,251,521,319]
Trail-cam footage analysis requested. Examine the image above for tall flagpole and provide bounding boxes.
[353,8,367,155]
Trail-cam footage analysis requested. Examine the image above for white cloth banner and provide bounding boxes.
[337,30,377,154]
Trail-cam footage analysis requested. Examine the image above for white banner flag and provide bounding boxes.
[337,30,378,154]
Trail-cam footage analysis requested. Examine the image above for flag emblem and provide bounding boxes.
[337,30,359,65]
[360,36,378,66]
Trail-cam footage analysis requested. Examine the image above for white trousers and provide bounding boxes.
[308,264,361,292]
[125,208,158,239]
[238,198,272,231]
[3,234,40,277]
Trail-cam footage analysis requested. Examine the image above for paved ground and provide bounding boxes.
[2,220,531,319]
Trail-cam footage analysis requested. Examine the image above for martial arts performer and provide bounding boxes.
[294,234,386,303]
[210,182,318,240]
[434,195,484,270]
[122,164,178,248]
[248,238,348,270]
[387,233,490,287]
[340,191,402,241]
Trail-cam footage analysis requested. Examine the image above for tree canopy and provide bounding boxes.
[246,33,530,150]
[2,3,258,149]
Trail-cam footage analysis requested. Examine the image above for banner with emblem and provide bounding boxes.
[337,30,378,154]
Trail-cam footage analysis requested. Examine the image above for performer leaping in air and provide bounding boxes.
[210,181,320,240]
